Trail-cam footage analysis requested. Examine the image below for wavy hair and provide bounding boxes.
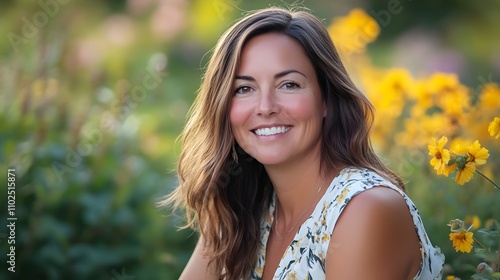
[165,7,404,279]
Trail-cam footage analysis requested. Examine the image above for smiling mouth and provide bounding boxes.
[253,126,292,136]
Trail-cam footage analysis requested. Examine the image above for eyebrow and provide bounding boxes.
[234,69,307,81]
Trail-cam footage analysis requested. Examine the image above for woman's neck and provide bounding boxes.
[264,150,329,221]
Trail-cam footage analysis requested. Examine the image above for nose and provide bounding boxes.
[256,89,280,116]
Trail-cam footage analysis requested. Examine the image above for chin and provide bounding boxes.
[250,153,288,166]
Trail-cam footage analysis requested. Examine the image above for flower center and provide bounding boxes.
[468,153,475,162]
[436,151,442,159]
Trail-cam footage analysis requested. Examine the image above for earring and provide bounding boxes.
[231,144,239,164]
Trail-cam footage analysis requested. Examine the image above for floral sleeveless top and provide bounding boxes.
[251,167,444,279]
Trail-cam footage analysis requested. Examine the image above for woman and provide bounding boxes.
[166,7,444,280]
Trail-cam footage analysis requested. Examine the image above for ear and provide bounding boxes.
[322,101,327,117]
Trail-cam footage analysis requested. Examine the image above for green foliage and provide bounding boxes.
[0,1,198,279]
[0,72,197,279]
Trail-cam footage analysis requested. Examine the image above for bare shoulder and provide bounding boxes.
[346,186,409,216]
[330,186,414,247]
[326,186,421,280]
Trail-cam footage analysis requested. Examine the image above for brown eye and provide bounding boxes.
[282,82,300,90]
[235,86,253,95]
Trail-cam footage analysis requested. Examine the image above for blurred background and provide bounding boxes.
[0,0,499,279]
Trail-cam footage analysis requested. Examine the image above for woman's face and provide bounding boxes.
[229,32,325,167]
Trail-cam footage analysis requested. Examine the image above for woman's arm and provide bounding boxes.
[179,236,218,280]
[326,186,422,280]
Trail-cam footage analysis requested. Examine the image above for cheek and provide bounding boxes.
[229,102,239,127]
[229,100,248,135]
[288,96,321,120]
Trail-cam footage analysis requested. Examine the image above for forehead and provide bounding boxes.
[236,33,315,76]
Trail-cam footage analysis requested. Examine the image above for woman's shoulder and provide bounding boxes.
[324,167,444,279]
[326,167,402,208]
[331,169,414,229]
[325,186,424,278]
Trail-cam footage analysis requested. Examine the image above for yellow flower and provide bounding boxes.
[426,73,470,115]
[455,161,476,185]
[467,140,489,166]
[381,68,414,94]
[428,137,451,175]
[412,80,433,112]
[443,163,457,177]
[449,138,471,155]
[449,231,474,253]
[327,9,379,55]
[372,69,411,117]
[488,117,500,139]
[427,73,460,93]
[445,140,488,185]
[479,83,500,110]
[440,87,470,115]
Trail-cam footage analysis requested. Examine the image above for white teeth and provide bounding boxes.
[254,126,290,136]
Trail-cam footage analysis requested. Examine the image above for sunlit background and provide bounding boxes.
[1,0,499,279]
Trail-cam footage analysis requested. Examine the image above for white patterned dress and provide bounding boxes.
[251,167,444,279]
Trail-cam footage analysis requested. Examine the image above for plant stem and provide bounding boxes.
[476,170,500,190]
[473,236,494,256]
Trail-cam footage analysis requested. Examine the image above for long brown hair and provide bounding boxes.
[165,7,404,279]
